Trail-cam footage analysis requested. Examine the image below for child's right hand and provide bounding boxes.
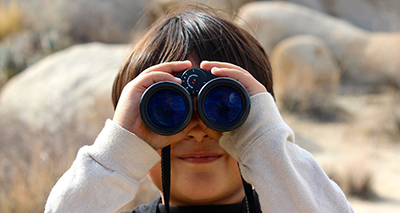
[112,61,198,150]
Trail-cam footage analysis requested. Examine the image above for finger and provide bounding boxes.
[210,67,252,80]
[200,61,246,73]
[201,60,255,81]
[201,60,267,96]
[142,60,192,75]
[200,60,250,83]
[137,71,182,86]
[127,71,182,95]
[211,67,266,96]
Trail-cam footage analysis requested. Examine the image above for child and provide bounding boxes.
[45,8,354,213]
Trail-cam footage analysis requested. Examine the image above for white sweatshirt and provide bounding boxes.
[45,92,354,213]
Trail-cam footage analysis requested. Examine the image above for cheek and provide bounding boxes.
[226,155,243,183]
[147,161,162,191]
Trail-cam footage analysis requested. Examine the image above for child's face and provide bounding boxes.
[147,58,245,206]
[147,118,244,206]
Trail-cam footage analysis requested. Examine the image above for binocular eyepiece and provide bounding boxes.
[139,68,251,135]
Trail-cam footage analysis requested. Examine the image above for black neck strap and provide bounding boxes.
[161,146,171,213]
[241,173,256,213]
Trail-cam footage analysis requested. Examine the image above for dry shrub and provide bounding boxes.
[0,132,158,212]
[0,104,159,212]
[0,1,22,40]
[0,149,76,212]
[324,146,378,200]
[328,164,377,200]
[346,170,376,200]
[281,96,350,123]
[0,102,100,212]
[396,115,400,143]
[0,115,82,212]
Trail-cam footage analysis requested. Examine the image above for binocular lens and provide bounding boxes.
[140,82,193,135]
[146,90,188,128]
[203,86,243,125]
[197,78,250,132]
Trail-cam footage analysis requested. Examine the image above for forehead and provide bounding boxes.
[187,51,200,68]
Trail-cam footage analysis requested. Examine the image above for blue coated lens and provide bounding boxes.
[147,90,187,128]
[203,86,243,125]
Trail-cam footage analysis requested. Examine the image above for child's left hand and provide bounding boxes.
[193,61,267,137]
[200,61,267,97]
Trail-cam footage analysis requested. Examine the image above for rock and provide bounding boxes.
[0,42,128,145]
[271,35,344,121]
[321,0,400,32]
[271,35,340,105]
[236,2,369,56]
[363,33,400,89]
[262,0,400,32]
[148,0,257,22]
[236,1,400,92]
[19,0,151,43]
[263,0,326,12]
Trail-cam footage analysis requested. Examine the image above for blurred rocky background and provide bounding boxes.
[0,0,399,212]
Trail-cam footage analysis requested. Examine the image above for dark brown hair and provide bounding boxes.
[112,9,274,108]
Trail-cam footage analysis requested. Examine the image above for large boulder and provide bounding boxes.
[18,0,151,43]
[319,0,400,32]
[363,33,400,88]
[271,35,340,103]
[148,0,257,23]
[236,1,400,92]
[236,2,369,56]
[263,0,400,32]
[0,42,128,139]
[271,35,342,121]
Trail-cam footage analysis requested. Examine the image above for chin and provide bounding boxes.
[170,195,223,206]
[168,179,245,206]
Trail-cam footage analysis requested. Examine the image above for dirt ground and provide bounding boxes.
[282,89,400,212]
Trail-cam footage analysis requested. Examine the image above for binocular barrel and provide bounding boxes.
[139,68,251,135]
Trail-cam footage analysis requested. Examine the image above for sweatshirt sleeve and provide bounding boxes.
[219,92,354,213]
[45,120,161,213]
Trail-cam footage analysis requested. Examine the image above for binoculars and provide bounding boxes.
[139,68,250,135]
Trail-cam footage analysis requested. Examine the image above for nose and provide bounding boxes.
[187,113,207,142]
[188,125,208,142]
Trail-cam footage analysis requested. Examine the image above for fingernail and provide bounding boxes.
[211,67,220,71]
[200,60,208,67]
[175,77,182,82]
